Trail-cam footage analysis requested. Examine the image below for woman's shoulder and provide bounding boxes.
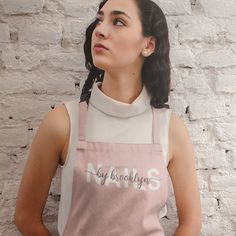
[168,111,192,162]
[41,103,70,164]
[169,111,189,139]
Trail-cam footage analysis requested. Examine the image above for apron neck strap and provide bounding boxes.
[78,101,88,141]
[152,107,161,144]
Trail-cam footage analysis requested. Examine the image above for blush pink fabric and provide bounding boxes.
[62,101,169,236]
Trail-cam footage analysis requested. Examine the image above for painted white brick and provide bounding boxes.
[2,179,21,199]
[179,17,220,43]
[0,206,13,225]
[0,69,76,95]
[46,49,85,71]
[215,74,236,94]
[0,0,45,15]
[219,18,236,43]
[195,145,227,169]
[220,197,236,216]
[61,20,72,48]
[0,153,11,175]
[0,71,32,94]
[166,18,179,47]
[214,122,236,146]
[0,94,74,124]
[231,216,236,225]
[187,121,211,144]
[49,169,61,195]
[196,49,236,68]
[169,68,185,92]
[187,94,227,120]
[0,224,21,236]
[209,175,236,192]
[0,125,28,147]
[170,47,195,68]
[225,24,236,43]
[201,197,218,216]
[199,0,236,18]
[0,23,10,43]
[171,69,212,95]
[155,0,191,16]
[169,94,188,115]
[225,96,236,117]
[19,22,62,45]
[183,72,212,94]
[201,218,231,236]
[31,70,76,95]
[232,151,236,169]
[232,44,236,54]
[1,45,42,71]
[0,96,51,121]
[197,174,208,190]
[71,20,86,44]
[216,190,236,199]
[58,0,98,18]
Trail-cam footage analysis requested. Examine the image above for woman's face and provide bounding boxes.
[91,0,147,71]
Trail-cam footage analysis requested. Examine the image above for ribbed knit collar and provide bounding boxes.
[89,81,151,118]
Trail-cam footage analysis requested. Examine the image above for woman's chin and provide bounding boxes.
[93,61,108,71]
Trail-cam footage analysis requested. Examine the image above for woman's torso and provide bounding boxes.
[56,82,172,235]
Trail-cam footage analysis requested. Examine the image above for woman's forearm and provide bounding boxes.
[173,224,201,236]
[15,221,52,236]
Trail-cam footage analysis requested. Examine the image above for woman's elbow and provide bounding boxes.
[179,219,202,235]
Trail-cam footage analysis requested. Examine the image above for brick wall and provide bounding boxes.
[0,0,235,235]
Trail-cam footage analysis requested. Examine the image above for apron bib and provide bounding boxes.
[63,101,169,236]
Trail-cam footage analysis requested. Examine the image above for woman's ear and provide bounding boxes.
[142,36,156,57]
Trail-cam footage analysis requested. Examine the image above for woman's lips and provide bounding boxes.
[94,44,109,53]
[94,47,107,53]
[94,43,108,50]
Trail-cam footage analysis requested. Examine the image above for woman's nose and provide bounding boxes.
[95,22,108,39]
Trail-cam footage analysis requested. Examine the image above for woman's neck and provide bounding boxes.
[99,74,143,104]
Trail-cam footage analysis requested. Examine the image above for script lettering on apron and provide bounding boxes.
[85,162,161,192]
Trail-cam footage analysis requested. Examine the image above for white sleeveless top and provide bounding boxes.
[57,82,172,236]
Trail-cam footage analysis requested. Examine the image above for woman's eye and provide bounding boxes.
[95,18,125,26]
[95,18,101,24]
[113,19,125,26]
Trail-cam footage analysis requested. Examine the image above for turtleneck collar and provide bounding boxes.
[89,81,151,118]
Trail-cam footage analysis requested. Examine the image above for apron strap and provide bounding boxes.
[152,107,161,144]
[78,101,88,141]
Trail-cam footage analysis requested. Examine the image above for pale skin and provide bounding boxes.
[14,0,202,235]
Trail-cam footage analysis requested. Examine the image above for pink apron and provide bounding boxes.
[62,101,169,236]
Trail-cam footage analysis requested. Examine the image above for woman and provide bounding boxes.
[14,0,202,235]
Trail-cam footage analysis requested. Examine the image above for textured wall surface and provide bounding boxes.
[0,0,236,235]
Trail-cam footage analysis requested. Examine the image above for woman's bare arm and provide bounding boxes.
[13,104,70,235]
[168,112,202,235]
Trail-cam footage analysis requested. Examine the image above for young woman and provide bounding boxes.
[14,0,202,235]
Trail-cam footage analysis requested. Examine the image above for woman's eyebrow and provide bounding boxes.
[96,10,132,21]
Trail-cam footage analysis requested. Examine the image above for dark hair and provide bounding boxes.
[80,0,171,109]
